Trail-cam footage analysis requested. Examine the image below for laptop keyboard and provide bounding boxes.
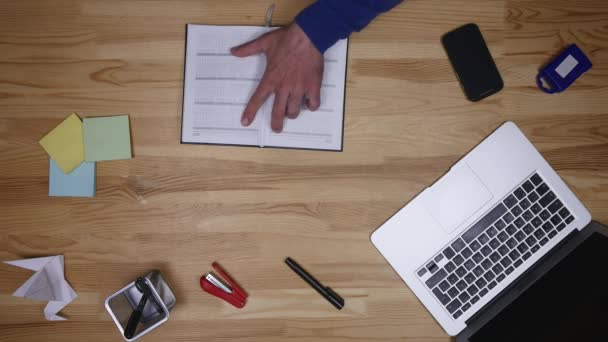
[417,173,575,320]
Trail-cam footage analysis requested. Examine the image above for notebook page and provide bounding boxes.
[182,25,272,146]
[264,39,347,151]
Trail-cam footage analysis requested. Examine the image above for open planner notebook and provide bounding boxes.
[181,24,348,151]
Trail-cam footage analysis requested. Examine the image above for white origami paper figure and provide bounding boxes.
[4,255,78,321]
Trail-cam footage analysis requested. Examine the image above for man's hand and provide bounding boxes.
[231,23,324,133]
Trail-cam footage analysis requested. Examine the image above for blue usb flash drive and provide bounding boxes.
[537,44,592,94]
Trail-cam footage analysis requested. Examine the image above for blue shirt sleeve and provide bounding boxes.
[295,0,404,53]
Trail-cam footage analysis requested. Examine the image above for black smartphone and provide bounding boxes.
[442,23,503,102]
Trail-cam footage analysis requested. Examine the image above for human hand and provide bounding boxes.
[231,23,324,133]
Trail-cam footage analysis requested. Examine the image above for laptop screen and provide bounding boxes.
[471,232,608,342]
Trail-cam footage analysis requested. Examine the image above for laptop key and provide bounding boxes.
[448,274,459,285]
[532,217,542,228]
[448,287,459,298]
[505,267,514,275]
[550,215,562,226]
[498,232,508,242]
[456,280,468,291]
[487,281,497,290]
[475,278,487,289]
[425,269,447,289]
[443,247,456,259]
[458,291,471,303]
[447,299,462,314]
[514,188,526,200]
[506,238,518,249]
[540,210,551,221]
[522,181,534,193]
[451,239,466,252]
[503,213,514,224]
[467,284,479,296]
[523,210,534,221]
[479,288,489,297]
[509,250,521,260]
[515,231,525,242]
[496,274,506,283]
[492,264,504,275]
[494,219,506,230]
[498,245,509,256]
[559,208,570,219]
[534,229,545,240]
[489,252,501,263]
[487,226,498,238]
[472,252,483,263]
[445,262,456,272]
[539,191,556,207]
[433,288,451,305]
[500,256,512,268]
[427,261,438,273]
[461,247,473,259]
[503,195,518,208]
[483,270,496,282]
[514,259,523,268]
[473,266,484,277]
[462,303,471,312]
[566,216,574,224]
[520,198,531,210]
[530,173,543,185]
[471,295,480,305]
[456,267,467,277]
[435,254,444,263]
[523,224,534,235]
[522,252,531,260]
[453,255,464,266]
[478,233,490,245]
[458,291,470,303]
[453,310,463,319]
[555,223,566,232]
[548,200,563,214]
[514,217,525,228]
[464,273,476,284]
[439,280,450,292]
[464,260,475,271]
[526,236,537,247]
[531,245,540,253]
[506,225,517,235]
[512,205,523,217]
[489,238,500,249]
[481,245,492,256]
[542,222,554,232]
[417,269,427,277]
[528,192,539,203]
[530,204,542,214]
[536,183,549,196]
[470,240,481,252]
[517,242,529,253]
[462,204,507,243]
[539,237,549,246]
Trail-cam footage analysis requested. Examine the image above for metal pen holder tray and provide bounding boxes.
[105,270,176,341]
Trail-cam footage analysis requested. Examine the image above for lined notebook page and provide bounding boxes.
[181,24,348,151]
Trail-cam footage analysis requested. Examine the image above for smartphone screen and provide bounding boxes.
[442,24,503,102]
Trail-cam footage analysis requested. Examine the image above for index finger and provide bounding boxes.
[242,80,272,126]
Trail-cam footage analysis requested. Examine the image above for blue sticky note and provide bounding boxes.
[49,159,96,197]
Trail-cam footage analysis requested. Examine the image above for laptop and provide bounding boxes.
[371,121,607,340]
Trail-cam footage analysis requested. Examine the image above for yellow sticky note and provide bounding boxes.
[39,113,85,173]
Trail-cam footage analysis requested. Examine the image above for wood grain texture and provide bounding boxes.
[1,0,607,341]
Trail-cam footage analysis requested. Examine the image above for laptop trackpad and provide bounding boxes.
[422,163,493,234]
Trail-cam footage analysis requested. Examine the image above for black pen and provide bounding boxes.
[285,257,344,310]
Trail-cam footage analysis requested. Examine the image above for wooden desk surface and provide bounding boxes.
[1,0,607,341]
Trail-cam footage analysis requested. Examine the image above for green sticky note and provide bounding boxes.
[84,115,132,161]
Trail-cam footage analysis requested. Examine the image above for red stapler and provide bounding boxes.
[200,262,248,308]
